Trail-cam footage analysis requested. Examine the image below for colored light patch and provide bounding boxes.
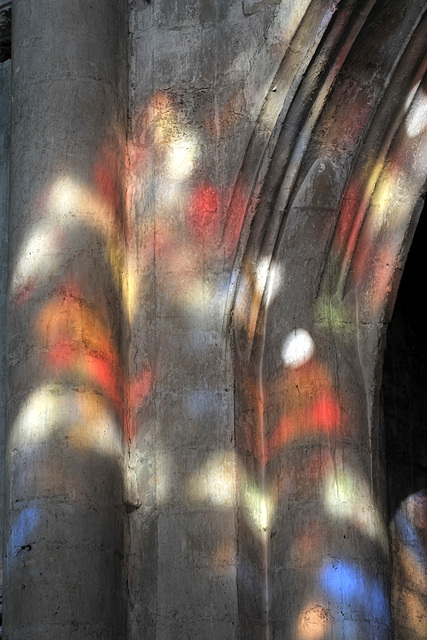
[48,176,113,227]
[123,251,140,324]
[166,137,198,180]
[296,603,331,640]
[315,292,353,335]
[324,469,387,546]
[11,220,66,300]
[222,179,251,259]
[46,337,123,414]
[48,338,80,369]
[93,153,121,215]
[9,384,122,455]
[266,261,283,306]
[321,560,390,623]
[395,540,427,595]
[239,472,275,535]
[9,505,41,553]
[9,384,64,445]
[369,162,410,234]
[189,183,220,242]
[406,91,427,138]
[65,393,122,453]
[256,257,270,292]
[37,289,122,402]
[394,492,427,567]
[252,257,284,308]
[267,391,341,458]
[186,451,235,508]
[12,174,134,324]
[282,329,315,367]
[397,587,427,639]
[185,452,275,535]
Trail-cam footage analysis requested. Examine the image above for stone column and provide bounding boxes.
[3,1,128,638]
[0,0,11,599]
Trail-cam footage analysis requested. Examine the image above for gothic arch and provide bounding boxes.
[229,0,427,636]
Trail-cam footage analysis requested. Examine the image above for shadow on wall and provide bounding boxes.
[382,197,427,640]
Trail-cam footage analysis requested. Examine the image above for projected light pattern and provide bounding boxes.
[9,506,40,555]
[6,0,427,636]
[389,493,427,639]
[321,560,390,623]
[227,2,427,636]
[9,133,153,456]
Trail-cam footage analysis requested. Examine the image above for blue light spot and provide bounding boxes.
[321,560,390,624]
[10,505,40,551]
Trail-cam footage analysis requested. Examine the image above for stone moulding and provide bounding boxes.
[229,0,427,359]
[228,0,427,635]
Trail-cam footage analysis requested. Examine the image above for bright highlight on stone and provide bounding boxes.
[282,328,315,367]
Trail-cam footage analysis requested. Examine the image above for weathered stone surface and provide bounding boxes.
[1,1,427,638]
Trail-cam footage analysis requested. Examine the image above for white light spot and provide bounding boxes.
[282,329,315,367]
[406,92,427,138]
[166,137,198,180]
[266,262,283,304]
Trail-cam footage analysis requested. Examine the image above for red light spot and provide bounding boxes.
[335,180,362,250]
[189,183,220,242]
[222,180,250,260]
[307,393,341,430]
[129,366,152,408]
[48,339,79,369]
[94,161,120,213]
[267,392,341,459]
[85,352,121,410]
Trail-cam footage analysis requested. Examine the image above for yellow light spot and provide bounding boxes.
[240,473,275,534]
[324,469,387,547]
[371,173,394,230]
[123,262,140,324]
[186,452,276,537]
[186,451,236,508]
[9,384,122,456]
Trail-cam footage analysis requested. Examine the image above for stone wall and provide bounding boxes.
[1,1,427,639]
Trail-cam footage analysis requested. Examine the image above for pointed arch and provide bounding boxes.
[228,0,427,636]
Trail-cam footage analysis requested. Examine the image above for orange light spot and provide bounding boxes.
[297,604,331,640]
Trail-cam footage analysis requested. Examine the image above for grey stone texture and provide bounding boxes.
[1,0,427,639]
[3,0,128,638]
[0,52,10,597]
